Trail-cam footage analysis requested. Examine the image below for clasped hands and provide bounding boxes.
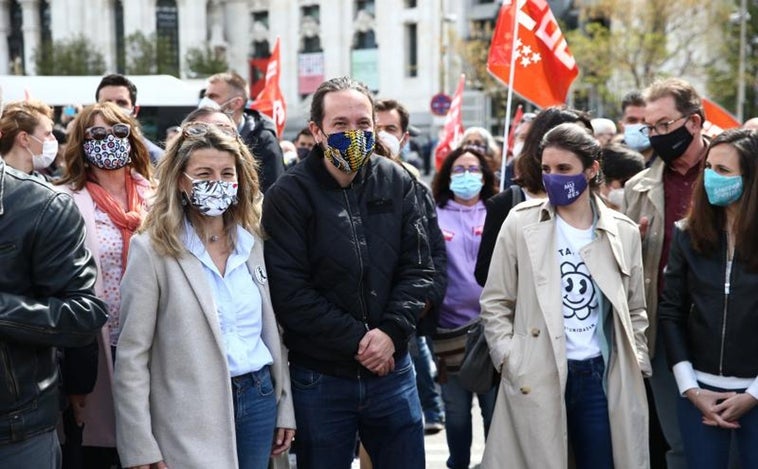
[355,328,396,376]
[686,388,758,429]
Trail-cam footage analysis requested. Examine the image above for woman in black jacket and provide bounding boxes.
[659,128,758,469]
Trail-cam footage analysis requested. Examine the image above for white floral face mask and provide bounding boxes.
[184,173,238,217]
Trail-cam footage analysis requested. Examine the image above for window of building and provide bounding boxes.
[39,0,51,44]
[114,0,125,73]
[155,0,180,76]
[9,0,24,74]
[352,0,376,50]
[404,0,417,7]
[251,11,270,59]
[405,23,418,77]
[300,5,322,52]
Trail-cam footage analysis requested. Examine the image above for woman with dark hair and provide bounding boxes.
[431,146,497,469]
[475,106,592,286]
[56,102,154,468]
[480,122,650,468]
[658,128,758,469]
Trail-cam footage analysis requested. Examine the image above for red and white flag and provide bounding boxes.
[250,37,286,137]
[487,0,579,109]
[434,74,466,170]
[701,97,740,137]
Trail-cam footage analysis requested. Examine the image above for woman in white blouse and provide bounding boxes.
[114,122,295,469]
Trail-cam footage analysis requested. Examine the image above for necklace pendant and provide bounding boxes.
[210,235,219,242]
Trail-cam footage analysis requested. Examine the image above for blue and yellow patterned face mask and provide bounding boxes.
[322,129,375,173]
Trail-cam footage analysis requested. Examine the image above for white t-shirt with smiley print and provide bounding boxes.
[555,215,601,360]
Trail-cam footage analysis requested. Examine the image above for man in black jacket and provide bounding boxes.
[0,157,108,467]
[263,76,434,469]
[201,71,285,192]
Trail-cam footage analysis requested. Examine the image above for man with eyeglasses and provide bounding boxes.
[200,72,284,193]
[95,74,164,165]
[623,77,709,469]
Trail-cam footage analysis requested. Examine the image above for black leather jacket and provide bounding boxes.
[0,161,107,444]
[262,148,434,378]
[239,110,285,194]
[659,221,758,378]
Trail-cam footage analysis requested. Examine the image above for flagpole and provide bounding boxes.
[499,1,520,192]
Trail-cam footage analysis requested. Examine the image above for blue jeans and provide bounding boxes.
[0,429,61,469]
[289,353,424,469]
[565,356,613,469]
[678,382,758,469]
[232,366,277,469]
[440,373,496,469]
[410,336,444,424]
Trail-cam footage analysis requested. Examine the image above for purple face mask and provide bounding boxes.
[542,173,588,206]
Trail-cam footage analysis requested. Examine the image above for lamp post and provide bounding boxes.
[737,0,748,123]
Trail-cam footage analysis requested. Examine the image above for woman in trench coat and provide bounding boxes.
[480,123,651,469]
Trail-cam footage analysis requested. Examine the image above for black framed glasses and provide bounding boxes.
[85,123,131,140]
[640,115,689,137]
[182,121,238,139]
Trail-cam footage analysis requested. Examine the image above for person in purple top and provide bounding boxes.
[431,146,498,469]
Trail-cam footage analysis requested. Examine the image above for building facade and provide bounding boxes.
[1,0,502,131]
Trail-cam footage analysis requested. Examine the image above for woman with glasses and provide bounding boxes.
[113,123,295,469]
[480,123,651,469]
[431,146,498,469]
[55,102,153,469]
[658,129,758,469]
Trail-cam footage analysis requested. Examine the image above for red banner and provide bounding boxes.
[702,97,740,135]
[434,74,466,170]
[250,37,286,137]
[487,0,579,108]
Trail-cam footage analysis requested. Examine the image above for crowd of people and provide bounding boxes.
[1,71,758,469]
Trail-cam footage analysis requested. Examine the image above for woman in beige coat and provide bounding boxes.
[480,123,651,469]
[114,123,295,468]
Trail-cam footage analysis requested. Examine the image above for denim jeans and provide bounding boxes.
[565,356,613,469]
[410,335,445,424]
[440,372,496,469]
[232,366,277,469]
[678,382,758,469]
[0,429,61,469]
[289,352,424,469]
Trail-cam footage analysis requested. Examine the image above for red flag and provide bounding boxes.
[250,37,286,137]
[487,0,579,108]
[702,97,740,133]
[507,104,524,153]
[434,74,466,170]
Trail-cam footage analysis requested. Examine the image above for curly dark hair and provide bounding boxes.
[432,146,497,207]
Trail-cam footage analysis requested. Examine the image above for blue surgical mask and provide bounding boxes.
[704,168,743,207]
[623,123,650,152]
[450,172,484,200]
[542,173,588,206]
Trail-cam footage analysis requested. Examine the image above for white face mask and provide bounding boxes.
[198,96,221,110]
[607,187,625,209]
[28,135,58,170]
[198,96,238,113]
[378,130,401,156]
[512,140,524,159]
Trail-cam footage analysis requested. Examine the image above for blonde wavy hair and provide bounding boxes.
[142,123,261,258]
